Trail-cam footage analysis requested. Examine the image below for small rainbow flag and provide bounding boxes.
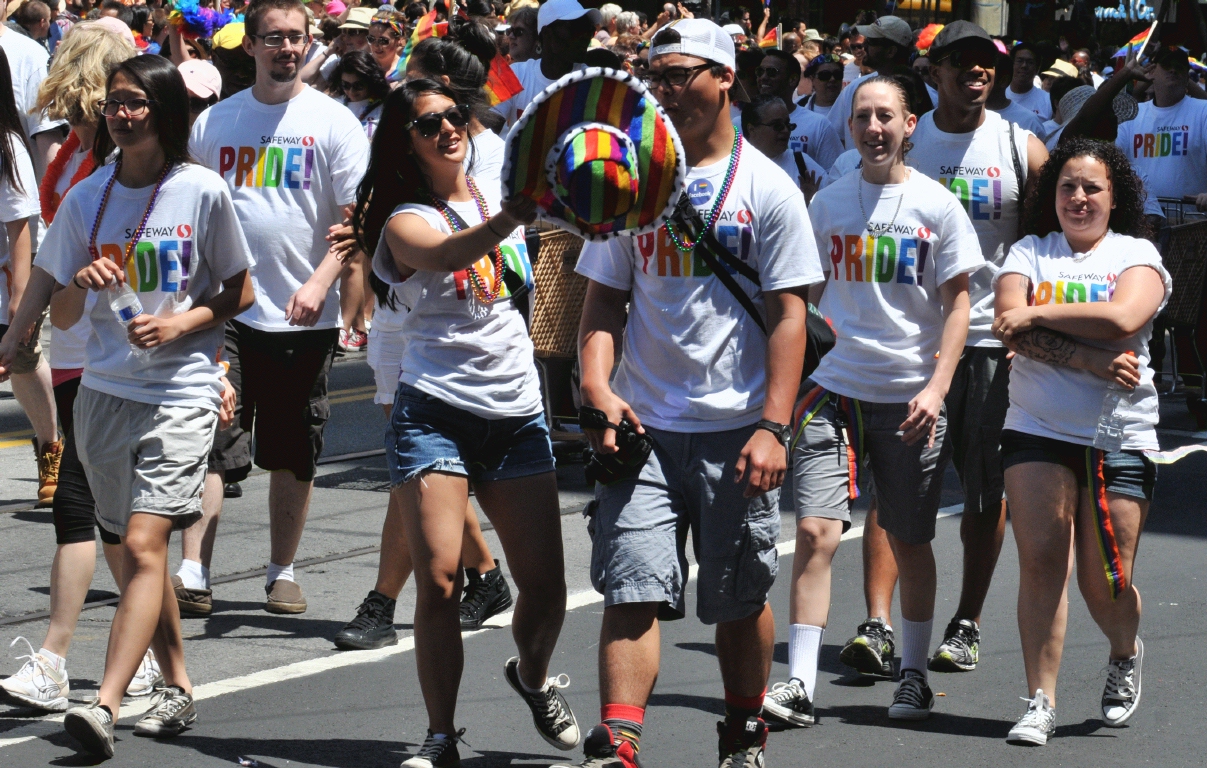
[759,25,779,48]
[402,9,448,63]
[1113,22,1155,58]
[484,56,522,106]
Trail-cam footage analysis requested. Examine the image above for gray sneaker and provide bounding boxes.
[1007,689,1056,746]
[928,618,980,673]
[64,700,116,757]
[716,716,767,768]
[134,685,197,737]
[1102,637,1143,727]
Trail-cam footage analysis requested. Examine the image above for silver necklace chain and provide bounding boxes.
[858,173,905,236]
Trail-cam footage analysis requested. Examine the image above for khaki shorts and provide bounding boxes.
[0,309,46,375]
[74,386,217,539]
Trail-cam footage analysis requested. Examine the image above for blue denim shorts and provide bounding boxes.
[1000,429,1156,501]
[386,383,556,486]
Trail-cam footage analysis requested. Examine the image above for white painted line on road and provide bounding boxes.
[0,504,964,751]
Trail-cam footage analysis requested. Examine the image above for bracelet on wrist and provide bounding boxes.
[72,275,87,290]
[487,218,508,238]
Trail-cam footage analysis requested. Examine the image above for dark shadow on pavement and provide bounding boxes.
[819,704,1012,738]
[647,691,726,716]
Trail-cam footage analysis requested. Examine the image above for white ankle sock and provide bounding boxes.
[900,617,934,678]
[37,648,65,672]
[266,562,295,585]
[177,559,210,590]
[787,624,824,700]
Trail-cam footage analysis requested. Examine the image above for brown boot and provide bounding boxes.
[35,438,62,508]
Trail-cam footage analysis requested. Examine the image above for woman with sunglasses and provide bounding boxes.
[503,5,537,63]
[41,55,253,759]
[332,50,390,138]
[764,77,982,729]
[369,10,406,83]
[802,53,843,116]
[741,94,824,204]
[353,79,579,767]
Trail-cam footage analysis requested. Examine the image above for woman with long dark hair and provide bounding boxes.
[994,138,1168,746]
[352,78,578,766]
[39,55,253,758]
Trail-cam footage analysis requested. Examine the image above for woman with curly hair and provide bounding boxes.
[368,9,406,83]
[331,49,390,138]
[993,137,1170,746]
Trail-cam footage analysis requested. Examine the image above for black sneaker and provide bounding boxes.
[929,617,980,673]
[333,591,398,650]
[504,656,580,750]
[552,724,643,768]
[717,716,768,768]
[223,482,242,498]
[762,678,815,727]
[887,669,934,720]
[459,560,513,631]
[839,617,896,676]
[401,729,464,767]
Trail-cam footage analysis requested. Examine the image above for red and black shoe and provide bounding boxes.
[717,716,768,767]
[551,724,642,768]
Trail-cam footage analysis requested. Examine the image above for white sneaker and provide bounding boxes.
[1102,636,1143,726]
[0,637,69,712]
[1007,689,1055,746]
[126,649,163,697]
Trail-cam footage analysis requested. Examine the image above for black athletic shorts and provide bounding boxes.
[51,376,120,546]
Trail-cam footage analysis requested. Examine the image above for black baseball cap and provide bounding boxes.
[929,20,996,61]
[1154,46,1190,72]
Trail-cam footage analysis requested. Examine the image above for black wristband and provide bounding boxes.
[487,217,508,239]
[72,275,88,290]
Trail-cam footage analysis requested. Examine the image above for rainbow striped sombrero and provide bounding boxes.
[501,67,687,242]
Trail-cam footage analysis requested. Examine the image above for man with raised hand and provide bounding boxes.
[189,0,369,614]
[561,19,822,768]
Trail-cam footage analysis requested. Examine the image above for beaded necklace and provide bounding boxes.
[426,176,506,304]
[88,158,173,265]
[664,126,742,253]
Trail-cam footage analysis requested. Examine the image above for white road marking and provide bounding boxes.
[0,505,964,750]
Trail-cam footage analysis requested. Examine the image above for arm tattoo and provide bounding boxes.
[1011,327,1078,366]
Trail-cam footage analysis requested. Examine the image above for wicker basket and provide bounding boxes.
[1161,220,1207,329]
[530,229,588,358]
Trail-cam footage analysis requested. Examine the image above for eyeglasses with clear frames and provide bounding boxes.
[251,33,309,48]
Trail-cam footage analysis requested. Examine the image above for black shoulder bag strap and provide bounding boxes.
[440,202,532,327]
[671,194,767,335]
[1008,121,1025,194]
[793,151,810,183]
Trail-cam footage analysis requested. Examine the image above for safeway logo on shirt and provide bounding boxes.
[1132,125,1192,158]
[97,232,194,294]
[935,164,1007,221]
[177,224,193,238]
[917,226,931,239]
[1032,267,1114,304]
[219,135,317,189]
[828,233,932,285]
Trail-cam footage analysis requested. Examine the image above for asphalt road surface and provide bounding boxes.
[1,350,1205,767]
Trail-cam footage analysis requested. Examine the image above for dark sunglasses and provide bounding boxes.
[755,65,784,77]
[367,34,397,46]
[812,69,840,82]
[506,26,526,37]
[342,28,368,37]
[755,119,795,132]
[404,104,471,137]
[341,79,367,92]
[941,48,997,71]
[849,42,866,50]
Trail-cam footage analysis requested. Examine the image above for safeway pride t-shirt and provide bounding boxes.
[1116,96,1207,202]
[189,86,370,331]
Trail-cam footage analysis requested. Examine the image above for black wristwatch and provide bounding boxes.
[755,419,792,447]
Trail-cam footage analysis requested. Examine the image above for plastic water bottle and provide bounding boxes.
[1092,384,1128,453]
[107,281,148,358]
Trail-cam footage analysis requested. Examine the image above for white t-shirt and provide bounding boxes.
[37,163,253,410]
[827,72,872,150]
[1006,84,1053,120]
[786,105,843,168]
[490,59,585,129]
[320,53,340,81]
[1115,96,1207,201]
[907,110,1032,347]
[821,147,861,188]
[0,133,40,322]
[465,127,506,194]
[992,99,1047,137]
[996,231,1171,450]
[576,141,824,432]
[0,29,63,140]
[802,95,832,117]
[190,86,370,331]
[371,188,541,419]
[344,98,384,140]
[808,168,985,402]
[770,147,825,200]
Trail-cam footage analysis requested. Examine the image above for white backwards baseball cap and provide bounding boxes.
[537,0,602,34]
[650,19,749,101]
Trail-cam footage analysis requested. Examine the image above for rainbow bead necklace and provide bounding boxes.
[88,158,173,266]
[427,176,506,304]
[664,126,742,253]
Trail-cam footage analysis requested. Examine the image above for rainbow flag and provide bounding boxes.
[759,25,779,48]
[401,9,448,63]
[1113,23,1155,58]
[484,56,522,106]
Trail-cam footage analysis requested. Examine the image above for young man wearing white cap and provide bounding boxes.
[563,18,822,768]
[490,0,598,128]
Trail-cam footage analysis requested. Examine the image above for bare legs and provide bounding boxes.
[861,502,897,624]
[96,513,190,715]
[268,471,313,569]
[42,541,123,658]
[11,360,58,448]
[181,471,224,568]
[399,471,566,734]
[789,517,844,627]
[955,500,1008,624]
[1006,462,1147,705]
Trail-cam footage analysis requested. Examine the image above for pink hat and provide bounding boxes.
[178,60,222,99]
[325,0,346,16]
[88,17,137,49]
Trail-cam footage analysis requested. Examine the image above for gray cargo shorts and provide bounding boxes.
[588,423,780,625]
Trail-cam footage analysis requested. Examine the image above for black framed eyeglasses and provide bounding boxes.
[642,63,711,90]
[754,119,795,132]
[404,104,471,137]
[252,32,308,48]
[941,48,997,71]
[98,98,153,117]
[755,65,784,78]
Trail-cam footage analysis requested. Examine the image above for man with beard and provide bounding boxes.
[189,0,369,614]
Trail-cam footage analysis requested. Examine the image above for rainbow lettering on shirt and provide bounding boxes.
[1031,271,1115,305]
[452,240,532,301]
[828,229,931,284]
[937,165,1004,220]
[98,223,194,293]
[1131,125,1190,158]
[217,135,316,189]
[636,210,755,277]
